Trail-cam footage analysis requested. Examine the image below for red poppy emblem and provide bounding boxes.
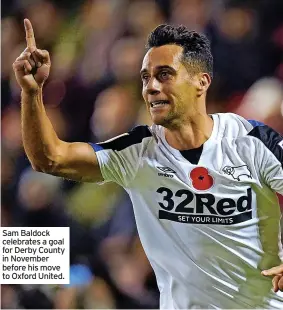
[190,167,213,190]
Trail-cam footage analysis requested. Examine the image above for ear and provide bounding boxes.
[196,73,211,96]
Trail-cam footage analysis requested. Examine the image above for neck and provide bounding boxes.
[164,112,214,150]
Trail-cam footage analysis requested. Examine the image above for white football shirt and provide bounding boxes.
[90,113,283,309]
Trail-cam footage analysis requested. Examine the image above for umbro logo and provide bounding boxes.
[157,166,176,178]
[157,167,176,173]
[278,140,283,149]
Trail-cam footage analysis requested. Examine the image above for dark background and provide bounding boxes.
[1,0,283,308]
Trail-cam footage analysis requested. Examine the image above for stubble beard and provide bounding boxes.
[151,109,183,129]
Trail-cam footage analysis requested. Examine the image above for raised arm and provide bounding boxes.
[12,19,102,183]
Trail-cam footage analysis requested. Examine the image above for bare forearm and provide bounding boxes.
[14,19,102,183]
[21,88,60,170]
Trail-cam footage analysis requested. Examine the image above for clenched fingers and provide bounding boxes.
[13,51,36,71]
[33,49,50,66]
[272,275,280,292]
[13,59,33,75]
[21,50,36,67]
[272,275,283,292]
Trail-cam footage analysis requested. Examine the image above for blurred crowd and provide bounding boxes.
[1,0,283,308]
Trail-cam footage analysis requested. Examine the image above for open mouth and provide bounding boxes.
[150,100,170,108]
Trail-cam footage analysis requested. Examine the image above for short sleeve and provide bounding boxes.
[248,121,283,195]
[89,126,152,188]
[262,146,283,195]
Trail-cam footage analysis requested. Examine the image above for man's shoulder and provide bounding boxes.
[214,112,251,128]
[218,112,282,141]
[217,113,283,164]
[242,121,283,166]
[95,125,153,152]
[213,112,254,140]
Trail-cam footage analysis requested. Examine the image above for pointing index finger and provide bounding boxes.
[24,19,36,52]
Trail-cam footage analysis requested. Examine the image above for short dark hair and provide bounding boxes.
[146,24,213,79]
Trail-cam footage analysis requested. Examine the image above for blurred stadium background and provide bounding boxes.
[1,0,283,308]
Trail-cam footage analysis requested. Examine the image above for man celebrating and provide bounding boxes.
[13,19,283,308]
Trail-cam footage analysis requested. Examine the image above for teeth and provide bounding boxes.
[151,100,169,107]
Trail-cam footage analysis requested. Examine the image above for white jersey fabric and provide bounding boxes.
[90,113,283,309]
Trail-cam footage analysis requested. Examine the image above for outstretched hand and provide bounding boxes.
[262,264,283,292]
[12,19,51,93]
